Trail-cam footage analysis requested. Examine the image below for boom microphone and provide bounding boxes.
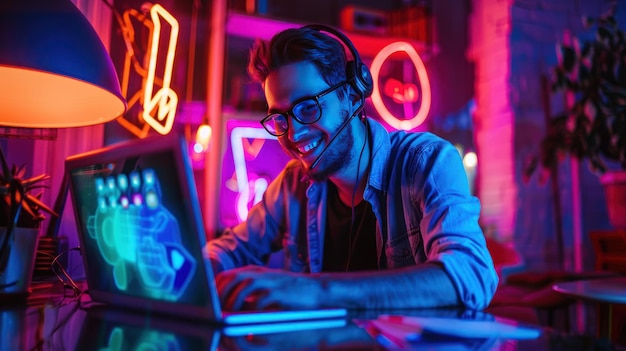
[309,103,363,171]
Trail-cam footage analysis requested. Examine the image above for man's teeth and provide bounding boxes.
[298,140,319,153]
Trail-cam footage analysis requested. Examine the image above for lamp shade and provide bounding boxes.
[0,0,127,128]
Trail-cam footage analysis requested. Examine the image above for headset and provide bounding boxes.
[301,24,373,171]
[303,24,374,100]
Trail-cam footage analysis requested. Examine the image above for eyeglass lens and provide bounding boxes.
[263,99,321,135]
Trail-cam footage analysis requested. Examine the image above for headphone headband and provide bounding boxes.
[303,24,373,99]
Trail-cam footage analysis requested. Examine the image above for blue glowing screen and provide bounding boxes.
[89,168,195,300]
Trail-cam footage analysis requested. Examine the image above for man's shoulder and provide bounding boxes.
[368,119,450,152]
[276,159,308,184]
[388,130,453,152]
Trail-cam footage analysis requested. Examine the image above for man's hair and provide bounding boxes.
[247,26,349,98]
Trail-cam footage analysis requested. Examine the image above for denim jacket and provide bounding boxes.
[208,119,498,309]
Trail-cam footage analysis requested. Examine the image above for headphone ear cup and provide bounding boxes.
[357,61,373,98]
[346,60,373,99]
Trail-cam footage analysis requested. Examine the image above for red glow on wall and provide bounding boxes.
[370,41,431,130]
[383,78,419,104]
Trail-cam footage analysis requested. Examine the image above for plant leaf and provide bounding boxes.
[0,148,10,182]
[25,193,58,217]
[22,173,51,189]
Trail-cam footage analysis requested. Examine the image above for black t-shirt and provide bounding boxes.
[322,182,378,272]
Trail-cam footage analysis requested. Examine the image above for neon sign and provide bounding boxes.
[218,120,292,227]
[369,41,431,130]
[117,4,179,138]
[142,5,179,135]
[230,126,276,222]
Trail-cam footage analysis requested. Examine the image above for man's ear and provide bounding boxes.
[348,88,364,115]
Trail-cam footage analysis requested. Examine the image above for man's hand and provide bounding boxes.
[215,265,325,311]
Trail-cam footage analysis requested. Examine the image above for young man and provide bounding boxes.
[207,25,498,311]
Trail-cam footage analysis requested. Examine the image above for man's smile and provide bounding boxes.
[296,138,321,155]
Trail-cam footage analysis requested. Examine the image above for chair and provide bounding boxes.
[484,237,543,325]
[485,237,618,332]
[589,230,626,345]
[590,230,626,274]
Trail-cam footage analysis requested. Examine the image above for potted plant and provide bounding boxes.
[0,145,57,297]
[524,6,626,229]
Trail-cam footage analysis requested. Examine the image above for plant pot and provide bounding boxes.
[0,309,27,350]
[0,227,40,299]
[600,171,626,230]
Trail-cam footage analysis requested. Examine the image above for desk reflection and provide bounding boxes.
[8,291,619,351]
[75,305,370,351]
[71,307,531,351]
[75,306,220,350]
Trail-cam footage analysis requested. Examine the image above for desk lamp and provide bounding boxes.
[0,0,127,283]
[0,0,127,127]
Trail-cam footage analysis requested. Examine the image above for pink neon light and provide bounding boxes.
[369,42,431,130]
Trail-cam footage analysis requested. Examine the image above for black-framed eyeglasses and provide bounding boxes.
[260,81,347,136]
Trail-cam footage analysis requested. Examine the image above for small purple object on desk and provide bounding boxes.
[354,313,541,349]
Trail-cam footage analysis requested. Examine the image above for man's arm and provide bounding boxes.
[206,163,302,273]
[215,262,460,311]
[412,138,499,310]
[320,262,460,309]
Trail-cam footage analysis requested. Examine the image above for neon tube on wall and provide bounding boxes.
[142,4,179,135]
[369,41,431,130]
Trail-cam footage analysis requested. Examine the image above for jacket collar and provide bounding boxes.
[364,118,391,193]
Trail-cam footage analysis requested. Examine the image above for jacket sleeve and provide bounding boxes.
[414,139,498,309]
[206,166,290,273]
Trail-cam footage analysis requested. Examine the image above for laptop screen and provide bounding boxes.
[66,134,222,321]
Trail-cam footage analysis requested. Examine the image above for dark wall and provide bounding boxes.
[511,0,626,270]
[428,0,475,149]
[234,0,412,25]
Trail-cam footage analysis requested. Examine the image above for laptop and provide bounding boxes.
[65,133,346,334]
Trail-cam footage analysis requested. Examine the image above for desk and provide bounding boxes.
[553,276,626,345]
[1,280,619,351]
[552,276,626,304]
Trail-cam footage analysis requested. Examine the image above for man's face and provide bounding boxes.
[265,61,354,181]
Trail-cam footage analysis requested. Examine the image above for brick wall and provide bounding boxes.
[469,0,620,271]
[468,0,517,243]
